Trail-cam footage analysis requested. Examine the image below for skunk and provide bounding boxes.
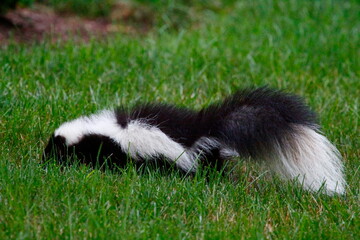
[43,88,346,195]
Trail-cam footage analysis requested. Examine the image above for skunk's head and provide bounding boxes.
[43,134,68,164]
[43,112,128,168]
[43,132,128,169]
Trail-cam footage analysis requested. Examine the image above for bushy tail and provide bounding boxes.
[204,88,345,194]
[267,125,345,194]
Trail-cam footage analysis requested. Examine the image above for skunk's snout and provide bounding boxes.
[43,134,68,163]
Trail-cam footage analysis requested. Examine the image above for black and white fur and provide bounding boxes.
[44,88,346,195]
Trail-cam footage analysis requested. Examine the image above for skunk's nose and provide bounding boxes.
[43,134,67,163]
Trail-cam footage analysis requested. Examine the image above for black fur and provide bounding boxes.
[43,134,128,169]
[204,88,318,157]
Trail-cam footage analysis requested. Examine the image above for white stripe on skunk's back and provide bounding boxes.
[55,110,117,146]
[54,110,197,172]
[268,125,346,195]
[113,120,197,172]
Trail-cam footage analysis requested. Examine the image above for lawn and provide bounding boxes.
[0,0,359,239]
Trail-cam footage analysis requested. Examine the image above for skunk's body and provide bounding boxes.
[44,88,346,195]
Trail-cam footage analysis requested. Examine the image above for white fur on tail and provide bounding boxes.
[268,125,345,195]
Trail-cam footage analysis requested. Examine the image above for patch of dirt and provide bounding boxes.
[0,3,153,44]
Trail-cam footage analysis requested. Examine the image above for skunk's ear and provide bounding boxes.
[43,134,67,163]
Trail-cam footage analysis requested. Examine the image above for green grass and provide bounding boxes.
[1,0,359,239]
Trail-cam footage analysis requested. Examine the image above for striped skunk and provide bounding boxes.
[43,88,346,195]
